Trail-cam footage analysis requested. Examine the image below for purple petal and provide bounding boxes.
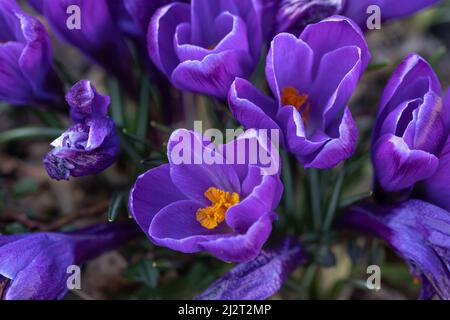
[0,222,139,300]
[190,0,262,62]
[309,45,362,128]
[44,81,119,181]
[300,15,370,72]
[148,3,190,76]
[274,0,344,35]
[276,105,328,162]
[226,169,283,233]
[66,80,110,122]
[0,2,62,106]
[196,237,306,300]
[265,32,314,104]
[167,129,241,204]
[0,42,33,105]
[40,0,132,81]
[171,49,253,98]
[406,91,446,154]
[129,164,187,237]
[199,212,277,262]
[423,135,450,211]
[372,134,439,192]
[228,78,281,138]
[149,200,229,253]
[375,54,441,137]
[306,106,358,168]
[340,199,450,300]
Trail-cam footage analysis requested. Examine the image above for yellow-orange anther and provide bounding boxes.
[196,187,240,229]
[281,86,311,124]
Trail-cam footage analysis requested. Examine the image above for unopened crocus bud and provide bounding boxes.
[44,80,120,180]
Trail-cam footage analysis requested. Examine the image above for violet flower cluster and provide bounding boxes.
[341,53,450,300]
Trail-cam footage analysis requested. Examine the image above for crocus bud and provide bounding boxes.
[44,80,120,180]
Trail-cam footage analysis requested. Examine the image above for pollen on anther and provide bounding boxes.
[196,187,239,229]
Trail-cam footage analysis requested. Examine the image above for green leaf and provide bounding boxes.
[118,131,145,169]
[125,259,160,288]
[367,60,390,71]
[281,151,294,215]
[339,191,372,208]
[308,169,322,231]
[108,191,127,222]
[315,246,336,267]
[54,59,76,85]
[0,127,63,144]
[322,168,346,232]
[32,109,63,128]
[135,76,151,141]
[429,46,447,68]
[121,128,150,146]
[150,121,173,134]
[12,178,38,198]
[107,78,125,128]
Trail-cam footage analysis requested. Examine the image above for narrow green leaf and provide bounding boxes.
[339,191,372,208]
[308,169,322,231]
[54,59,75,85]
[136,76,151,140]
[322,168,346,232]
[0,127,63,144]
[32,109,63,128]
[108,78,125,128]
[281,151,294,214]
[12,178,38,198]
[125,259,160,288]
[121,128,150,146]
[429,46,447,68]
[118,131,145,169]
[108,191,127,222]
[367,60,390,71]
[150,121,173,134]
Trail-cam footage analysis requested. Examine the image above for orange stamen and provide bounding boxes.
[196,187,239,229]
[281,86,311,124]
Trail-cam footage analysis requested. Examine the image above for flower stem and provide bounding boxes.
[308,169,322,231]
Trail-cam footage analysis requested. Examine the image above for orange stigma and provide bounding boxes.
[281,86,311,124]
[412,276,421,285]
[196,187,239,229]
[207,44,216,50]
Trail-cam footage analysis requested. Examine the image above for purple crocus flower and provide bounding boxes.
[371,53,450,211]
[108,0,171,39]
[0,0,63,106]
[341,199,450,300]
[43,80,120,180]
[29,0,133,83]
[0,222,139,300]
[129,129,283,262]
[263,0,439,38]
[196,237,306,300]
[148,0,262,99]
[229,16,369,168]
